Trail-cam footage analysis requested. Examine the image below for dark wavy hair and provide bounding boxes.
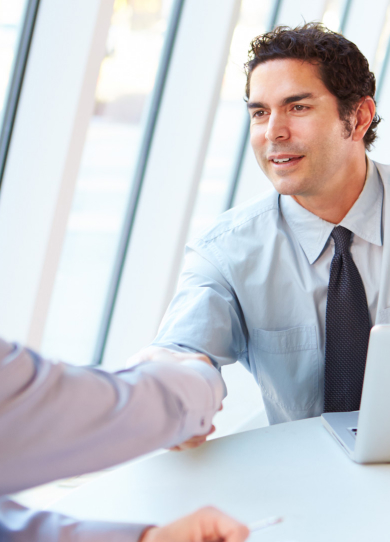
[245,23,380,150]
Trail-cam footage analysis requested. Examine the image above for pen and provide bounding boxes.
[249,515,283,532]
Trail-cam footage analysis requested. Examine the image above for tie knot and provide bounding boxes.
[331,226,352,254]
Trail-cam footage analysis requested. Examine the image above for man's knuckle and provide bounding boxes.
[201,505,218,515]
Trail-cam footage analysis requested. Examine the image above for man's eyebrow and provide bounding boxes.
[247,93,314,110]
[246,102,267,109]
[282,92,314,105]
[247,101,267,110]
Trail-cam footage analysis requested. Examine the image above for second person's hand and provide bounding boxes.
[139,506,250,542]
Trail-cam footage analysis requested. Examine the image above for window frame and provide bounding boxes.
[0,0,115,347]
[0,0,41,191]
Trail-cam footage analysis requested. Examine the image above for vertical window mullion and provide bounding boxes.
[92,0,186,366]
[0,0,40,191]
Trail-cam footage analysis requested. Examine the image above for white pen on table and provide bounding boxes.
[249,515,283,532]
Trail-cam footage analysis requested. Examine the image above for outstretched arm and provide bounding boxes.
[129,240,250,451]
[0,339,225,495]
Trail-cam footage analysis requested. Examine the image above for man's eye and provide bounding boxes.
[293,105,307,111]
[253,110,266,118]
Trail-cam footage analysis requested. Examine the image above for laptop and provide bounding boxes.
[321,324,390,463]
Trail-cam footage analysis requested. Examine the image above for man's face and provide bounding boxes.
[248,59,356,199]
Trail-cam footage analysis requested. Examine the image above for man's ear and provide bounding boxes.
[352,97,376,142]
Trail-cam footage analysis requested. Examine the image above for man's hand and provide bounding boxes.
[127,346,213,367]
[169,424,216,451]
[128,346,221,451]
[140,506,249,542]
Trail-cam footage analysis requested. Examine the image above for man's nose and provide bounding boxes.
[265,113,290,142]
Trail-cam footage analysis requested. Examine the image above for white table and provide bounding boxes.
[49,417,390,541]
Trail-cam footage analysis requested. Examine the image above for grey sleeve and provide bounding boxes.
[153,240,248,367]
[0,339,225,496]
[0,497,149,542]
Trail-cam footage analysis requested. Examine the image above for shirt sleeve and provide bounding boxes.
[152,240,248,367]
[0,497,149,542]
[0,338,226,496]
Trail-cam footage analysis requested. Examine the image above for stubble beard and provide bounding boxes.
[257,146,309,196]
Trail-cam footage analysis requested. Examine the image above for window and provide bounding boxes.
[41,0,174,365]
[186,0,276,241]
[0,0,37,185]
[0,0,29,126]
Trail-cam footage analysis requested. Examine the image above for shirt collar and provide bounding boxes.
[280,158,383,265]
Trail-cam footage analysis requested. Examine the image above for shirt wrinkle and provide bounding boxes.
[195,192,278,244]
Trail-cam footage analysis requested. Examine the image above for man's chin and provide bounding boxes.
[260,163,308,195]
[269,178,303,196]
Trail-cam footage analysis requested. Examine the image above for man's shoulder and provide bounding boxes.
[194,189,279,244]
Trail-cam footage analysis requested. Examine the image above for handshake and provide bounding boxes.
[128,345,223,451]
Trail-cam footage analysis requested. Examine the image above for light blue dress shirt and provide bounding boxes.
[154,159,383,424]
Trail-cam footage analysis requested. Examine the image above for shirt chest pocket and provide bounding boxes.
[253,325,319,412]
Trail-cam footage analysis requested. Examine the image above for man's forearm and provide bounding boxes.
[0,340,225,495]
[0,497,149,542]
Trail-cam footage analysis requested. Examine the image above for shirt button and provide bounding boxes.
[200,417,205,427]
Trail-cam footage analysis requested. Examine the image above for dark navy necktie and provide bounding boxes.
[324,226,371,413]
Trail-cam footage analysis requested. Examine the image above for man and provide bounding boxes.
[0,338,249,541]
[136,23,389,447]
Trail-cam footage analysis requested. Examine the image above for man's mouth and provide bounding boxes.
[270,155,304,164]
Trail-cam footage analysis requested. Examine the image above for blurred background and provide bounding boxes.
[1,0,390,440]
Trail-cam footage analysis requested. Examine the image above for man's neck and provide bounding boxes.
[291,154,368,224]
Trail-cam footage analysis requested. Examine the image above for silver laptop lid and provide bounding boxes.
[322,411,358,457]
[354,325,390,463]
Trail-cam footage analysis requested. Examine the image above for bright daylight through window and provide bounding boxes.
[41,0,174,365]
[0,0,29,132]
